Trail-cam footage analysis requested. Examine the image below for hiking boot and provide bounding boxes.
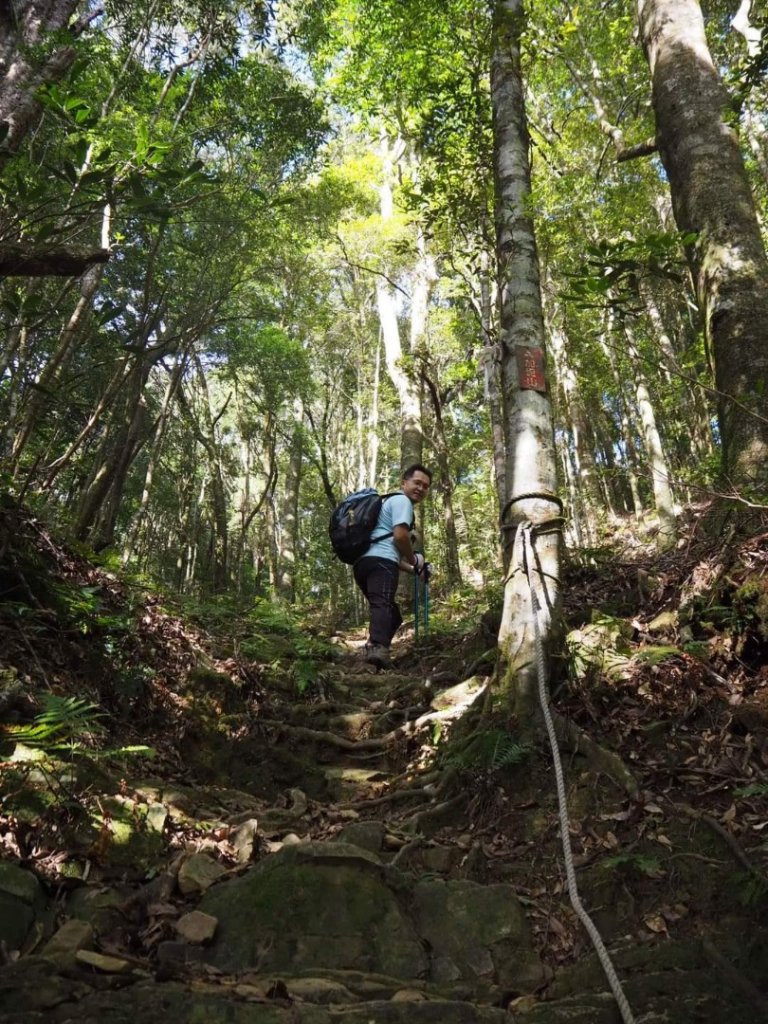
[364,643,391,669]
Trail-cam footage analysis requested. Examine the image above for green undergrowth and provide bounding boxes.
[439,727,532,774]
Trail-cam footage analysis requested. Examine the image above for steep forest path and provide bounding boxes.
[3,622,768,1024]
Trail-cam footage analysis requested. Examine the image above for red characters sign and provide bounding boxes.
[516,346,547,392]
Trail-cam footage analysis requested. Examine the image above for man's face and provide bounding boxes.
[401,471,431,504]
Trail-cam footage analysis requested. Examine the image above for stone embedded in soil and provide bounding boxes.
[231,818,259,863]
[41,918,94,957]
[199,841,427,978]
[412,879,550,991]
[177,853,227,895]
[0,862,45,906]
[196,840,548,995]
[157,940,206,965]
[75,949,132,973]
[65,885,127,937]
[0,861,46,952]
[335,820,385,852]
[391,989,429,1002]
[420,846,454,873]
[286,977,357,1004]
[175,910,218,944]
[146,803,168,833]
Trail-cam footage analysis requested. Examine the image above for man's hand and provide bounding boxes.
[412,553,427,576]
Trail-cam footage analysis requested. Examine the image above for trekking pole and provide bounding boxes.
[413,571,420,642]
[423,579,429,639]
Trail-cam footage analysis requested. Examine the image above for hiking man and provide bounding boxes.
[354,464,432,669]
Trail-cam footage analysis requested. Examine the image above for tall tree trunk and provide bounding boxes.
[730,2,768,188]
[376,134,423,470]
[596,317,644,518]
[0,0,85,157]
[423,372,462,588]
[89,393,149,551]
[491,0,561,728]
[121,350,189,563]
[277,400,304,603]
[637,0,768,490]
[368,333,382,486]
[623,322,678,545]
[640,282,713,463]
[194,366,230,593]
[545,288,600,542]
[73,365,149,545]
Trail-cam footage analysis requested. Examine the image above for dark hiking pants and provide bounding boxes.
[353,557,402,647]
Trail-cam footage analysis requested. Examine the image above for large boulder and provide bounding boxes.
[412,879,548,991]
[199,842,427,978]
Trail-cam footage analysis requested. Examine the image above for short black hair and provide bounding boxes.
[402,463,433,482]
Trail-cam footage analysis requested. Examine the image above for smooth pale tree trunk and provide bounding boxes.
[730,3,768,189]
[637,0,768,490]
[623,323,678,545]
[368,335,381,485]
[121,351,189,564]
[549,326,594,545]
[355,352,366,491]
[235,430,276,594]
[410,226,437,360]
[596,317,644,518]
[376,134,423,470]
[277,400,304,603]
[491,0,561,727]
[544,276,600,542]
[593,418,620,517]
[423,373,462,587]
[180,474,206,592]
[640,282,713,462]
[195,368,230,593]
[560,440,584,549]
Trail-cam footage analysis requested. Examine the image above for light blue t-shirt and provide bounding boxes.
[363,492,414,563]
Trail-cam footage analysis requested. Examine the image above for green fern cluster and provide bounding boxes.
[3,694,154,765]
[734,782,768,798]
[3,694,104,755]
[443,729,531,772]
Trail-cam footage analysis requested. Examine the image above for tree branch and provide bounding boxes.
[616,136,658,162]
[0,245,109,277]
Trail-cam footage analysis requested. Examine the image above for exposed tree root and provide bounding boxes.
[674,801,768,886]
[337,787,432,811]
[400,793,468,834]
[259,705,464,753]
[548,709,639,797]
[390,836,426,867]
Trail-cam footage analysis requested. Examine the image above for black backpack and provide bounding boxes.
[328,488,399,565]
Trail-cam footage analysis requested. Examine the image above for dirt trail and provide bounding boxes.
[4,637,768,1022]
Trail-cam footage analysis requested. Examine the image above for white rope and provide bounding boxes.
[518,521,637,1024]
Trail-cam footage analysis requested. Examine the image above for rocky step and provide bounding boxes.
[2,838,765,1024]
[1,935,764,1024]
